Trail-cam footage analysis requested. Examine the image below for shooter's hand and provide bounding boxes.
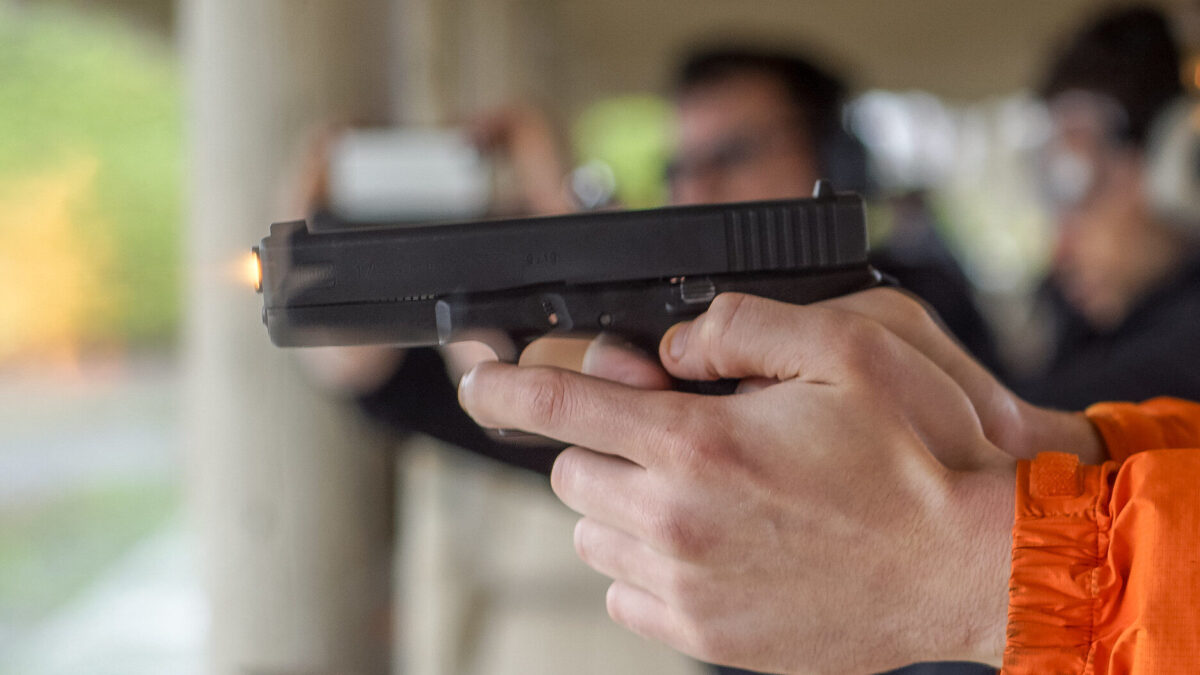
[579,287,1105,464]
[458,293,1014,673]
[816,288,1105,463]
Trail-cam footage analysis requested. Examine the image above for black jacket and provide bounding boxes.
[358,347,561,475]
[1018,260,1200,411]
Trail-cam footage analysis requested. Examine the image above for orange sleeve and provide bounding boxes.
[1002,450,1200,675]
[1085,397,1200,462]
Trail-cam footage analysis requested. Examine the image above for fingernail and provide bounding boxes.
[668,323,690,360]
[457,365,478,405]
[580,338,604,376]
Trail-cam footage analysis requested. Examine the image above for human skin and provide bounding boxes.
[458,289,1107,673]
[458,291,1014,672]
[670,72,820,205]
[579,289,1106,466]
[813,291,1105,465]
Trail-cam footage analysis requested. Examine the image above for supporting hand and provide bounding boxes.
[817,289,1105,463]
[459,293,1014,673]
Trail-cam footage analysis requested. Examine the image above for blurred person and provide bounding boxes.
[289,113,576,475]
[664,48,1003,376]
[664,47,856,204]
[1018,5,1200,410]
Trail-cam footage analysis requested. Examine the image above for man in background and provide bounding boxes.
[1018,6,1200,409]
[661,48,1002,378]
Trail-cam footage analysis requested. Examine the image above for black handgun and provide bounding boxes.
[254,181,883,361]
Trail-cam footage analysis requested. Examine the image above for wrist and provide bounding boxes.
[1018,404,1107,464]
[941,464,1015,666]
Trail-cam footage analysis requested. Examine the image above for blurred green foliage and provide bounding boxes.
[0,481,178,630]
[573,95,673,209]
[0,4,181,345]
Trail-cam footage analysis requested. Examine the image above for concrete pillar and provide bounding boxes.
[181,2,396,673]
[393,0,561,123]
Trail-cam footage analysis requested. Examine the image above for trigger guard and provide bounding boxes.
[439,327,519,363]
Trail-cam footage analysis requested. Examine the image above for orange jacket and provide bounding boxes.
[1003,398,1200,674]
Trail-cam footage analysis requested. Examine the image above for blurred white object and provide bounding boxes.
[329,129,492,223]
[1146,98,1200,236]
[5,528,205,675]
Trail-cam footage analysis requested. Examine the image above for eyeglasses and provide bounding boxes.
[664,123,804,186]
[1036,93,1133,213]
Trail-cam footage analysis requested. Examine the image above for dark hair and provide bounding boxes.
[674,46,870,192]
[676,47,846,143]
[1039,6,1183,147]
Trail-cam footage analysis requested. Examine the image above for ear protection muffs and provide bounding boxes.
[1146,97,1200,236]
[818,123,874,197]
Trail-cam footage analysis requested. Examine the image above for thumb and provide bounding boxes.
[659,293,855,384]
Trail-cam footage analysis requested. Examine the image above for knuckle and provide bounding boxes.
[705,292,750,326]
[520,368,572,430]
[893,290,939,333]
[867,287,936,336]
[650,505,712,560]
[896,290,931,322]
[658,403,733,472]
[572,518,597,566]
[832,314,891,370]
[684,620,737,665]
[698,293,751,366]
[658,423,697,466]
[549,446,584,499]
[604,582,623,623]
[604,583,629,628]
[661,562,703,603]
[843,313,885,348]
[649,507,691,553]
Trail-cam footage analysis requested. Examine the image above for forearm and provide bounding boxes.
[1014,396,1200,467]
